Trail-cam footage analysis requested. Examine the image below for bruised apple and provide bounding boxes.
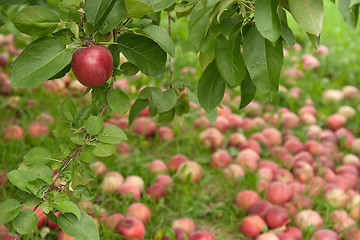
[71,45,113,87]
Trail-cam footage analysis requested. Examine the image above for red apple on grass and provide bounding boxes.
[264,206,289,229]
[239,215,267,239]
[177,161,203,183]
[189,231,215,240]
[146,183,167,200]
[100,171,124,193]
[116,217,146,239]
[310,229,340,240]
[124,175,145,191]
[266,181,292,205]
[103,213,124,230]
[148,160,168,174]
[126,203,151,224]
[223,164,245,181]
[168,154,189,172]
[172,218,196,235]
[257,233,279,240]
[118,183,141,199]
[2,125,24,141]
[235,190,261,212]
[71,45,113,87]
[210,150,232,168]
[295,210,323,231]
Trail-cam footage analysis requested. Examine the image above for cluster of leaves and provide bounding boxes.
[0,0,359,239]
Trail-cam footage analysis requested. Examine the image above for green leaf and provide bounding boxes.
[215,33,245,87]
[124,0,154,18]
[57,200,81,220]
[140,25,175,57]
[117,33,167,76]
[77,161,94,180]
[61,99,77,122]
[53,122,72,137]
[306,32,320,50]
[183,4,213,53]
[97,124,127,144]
[240,71,257,109]
[129,99,149,125]
[91,84,109,114]
[281,21,296,47]
[120,62,139,76]
[108,44,121,67]
[350,0,360,7]
[140,0,177,11]
[19,163,53,185]
[100,0,126,33]
[74,108,92,127]
[151,88,177,113]
[10,38,72,88]
[12,209,38,234]
[84,0,115,25]
[86,116,103,135]
[158,108,175,124]
[53,29,76,45]
[338,0,359,30]
[58,210,99,240]
[175,2,195,18]
[0,199,22,225]
[289,0,323,36]
[243,27,283,98]
[12,6,59,36]
[255,0,281,43]
[49,64,72,80]
[71,133,86,145]
[71,185,95,201]
[219,18,241,39]
[78,146,99,163]
[107,88,131,115]
[23,147,52,165]
[197,61,225,113]
[8,170,49,198]
[139,87,154,100]
[69,22,79,39]
[92,143,117,157]
[206,108,218,125]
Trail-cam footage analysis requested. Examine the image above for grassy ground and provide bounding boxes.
[1,2,360,239]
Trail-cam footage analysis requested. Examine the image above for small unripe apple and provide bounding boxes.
[71,45,113,87]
